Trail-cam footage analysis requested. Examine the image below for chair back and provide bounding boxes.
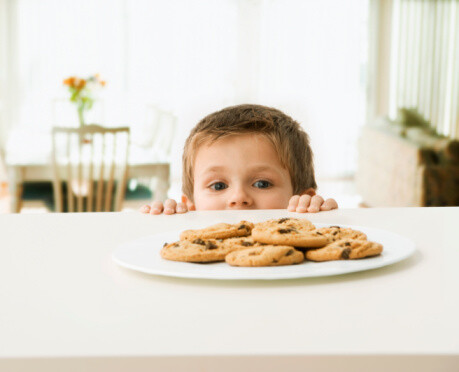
[52,124,130,212]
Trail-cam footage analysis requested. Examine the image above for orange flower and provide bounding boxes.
[63,77,76,87]
[63,74,105,90]
[77,79,86,89]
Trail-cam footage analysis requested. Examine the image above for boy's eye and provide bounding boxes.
[209,182,228,191]
[253,180,272,189]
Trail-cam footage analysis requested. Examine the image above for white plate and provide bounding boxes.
[112,223,416,280]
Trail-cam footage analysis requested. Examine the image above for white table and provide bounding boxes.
[0,208,458,371]
[5,129,170,212]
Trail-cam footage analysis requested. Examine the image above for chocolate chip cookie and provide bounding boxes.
[251,217,327,248]
[225,245,304,267]
[180,221,254,241]
[314,226,367,243]
[222,236,264,250]
[161,238,237,262]
[305,238,383,262]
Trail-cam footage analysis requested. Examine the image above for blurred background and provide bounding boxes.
[0,0,458,213]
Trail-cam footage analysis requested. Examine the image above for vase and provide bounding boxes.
[77,105,86,128]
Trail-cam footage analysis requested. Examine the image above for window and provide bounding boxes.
[377,0,458,138]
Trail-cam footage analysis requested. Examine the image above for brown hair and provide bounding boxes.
[182,104,316,201]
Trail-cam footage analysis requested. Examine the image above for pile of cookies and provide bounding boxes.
[160,217,383,267]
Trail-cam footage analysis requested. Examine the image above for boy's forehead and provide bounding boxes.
[193,134,287,176]
[198,132,273,150]
[195,133,275,158]
[200,164,276,173]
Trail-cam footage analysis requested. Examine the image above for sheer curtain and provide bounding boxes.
[4,0,369,195]
[388,0,458,138]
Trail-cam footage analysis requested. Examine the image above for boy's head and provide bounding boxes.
[182,104,317,210]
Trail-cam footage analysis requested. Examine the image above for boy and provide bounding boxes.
[141,104,338,214]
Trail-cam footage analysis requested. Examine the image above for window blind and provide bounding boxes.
[389,0,458,139]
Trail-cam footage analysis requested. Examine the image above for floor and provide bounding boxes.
[0,180,152,214]
[0,178,363,214]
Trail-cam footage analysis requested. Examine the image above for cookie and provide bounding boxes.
[305,239,383,262]
[180,221,254,241]
[252,217,327,248]
[225,245,304,267]
[161,238,232,262]
[314,226,367,243]
[221,236,264,250]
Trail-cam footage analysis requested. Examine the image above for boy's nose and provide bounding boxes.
[227,188,253,209]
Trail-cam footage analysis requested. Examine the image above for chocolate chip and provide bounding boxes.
[272,259,278,263]
[330,226,341,229]
[344,242,351,246]
[241,241,254,247]
[163,242,168,247]
[173,243,179,248]
[316,231,323,235]
[192,238,205,245]
[238,224,247,230]
[278,218,290,223]
[286,249,294,256]
[332,231,338,236]
[341,248,351,259]
[205,241,218,250]
[278,228,293,234]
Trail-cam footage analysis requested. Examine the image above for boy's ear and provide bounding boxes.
[181,195,196,211]
[300,188,316,197]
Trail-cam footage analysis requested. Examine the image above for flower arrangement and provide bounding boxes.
[63,74,106,127]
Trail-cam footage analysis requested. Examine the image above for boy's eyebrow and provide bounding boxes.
[200,165,278,174]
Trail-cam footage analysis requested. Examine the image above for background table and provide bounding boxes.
[0,208,458,371]
[5,129,170,212]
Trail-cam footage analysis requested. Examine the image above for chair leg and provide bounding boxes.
[8,182,23,213]
[52,181,63,212]
[7,167,23,213]
[15,184,23,213]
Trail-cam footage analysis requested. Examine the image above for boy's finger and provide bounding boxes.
[287,195,300,211]
[308,195,324,213]
[163,199,177,214]
[320,198,339,211]
[140,204,150,213]
[176,202,188,214]
[150,201,164,214]
[296,194,312,212]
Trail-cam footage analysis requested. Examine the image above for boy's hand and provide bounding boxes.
[287,194,338,213]
[140,199,189,215]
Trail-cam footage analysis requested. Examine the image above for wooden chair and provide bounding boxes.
[52,125,130,212]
